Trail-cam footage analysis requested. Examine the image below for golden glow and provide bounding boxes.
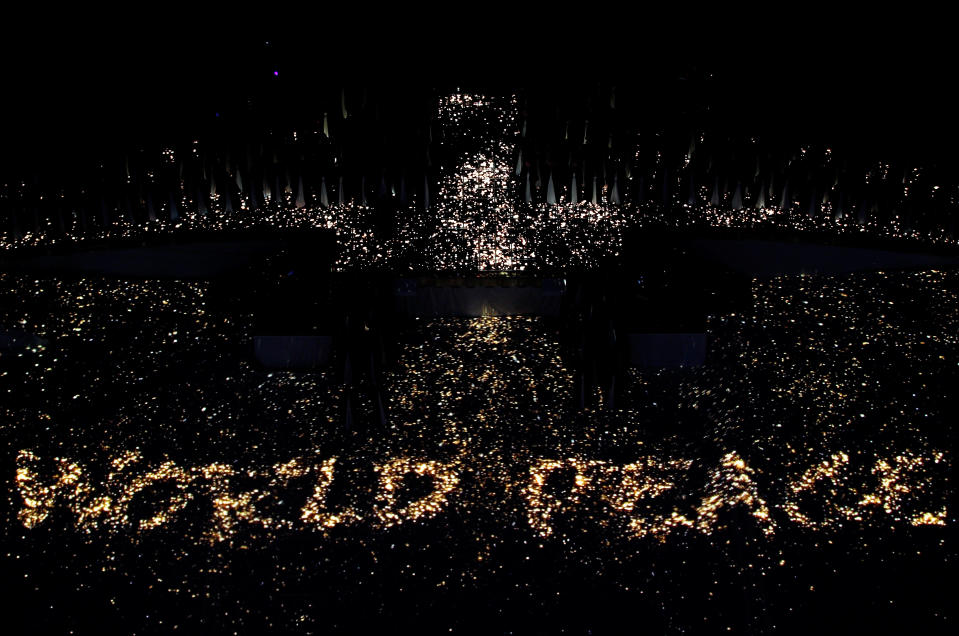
[16,445,948,542]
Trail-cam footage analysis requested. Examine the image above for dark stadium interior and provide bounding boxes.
[0,24,955,635]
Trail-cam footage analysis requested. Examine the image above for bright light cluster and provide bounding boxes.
[1,264,954,632]
[4,93,955,273]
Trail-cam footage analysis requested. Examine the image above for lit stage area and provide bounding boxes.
[1,80,956,634]
[1,233,955,633]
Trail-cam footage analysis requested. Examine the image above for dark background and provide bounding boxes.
[1,16,953,176]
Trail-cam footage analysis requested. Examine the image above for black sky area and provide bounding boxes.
[1,24,953,176]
